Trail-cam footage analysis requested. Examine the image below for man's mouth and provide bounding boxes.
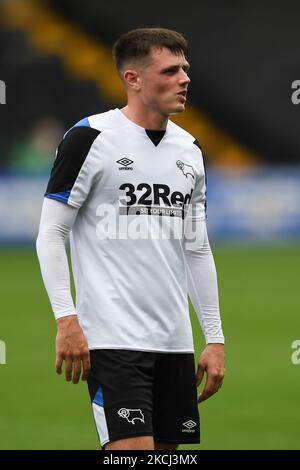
[177,90,187,103]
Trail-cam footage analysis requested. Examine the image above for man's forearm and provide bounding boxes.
[184,222,224,344]
[36,198,78,319]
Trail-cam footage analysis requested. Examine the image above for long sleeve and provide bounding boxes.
[36,197,78,319]
[184,219,225,344]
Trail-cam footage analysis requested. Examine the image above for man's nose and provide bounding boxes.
[179,69,191,85]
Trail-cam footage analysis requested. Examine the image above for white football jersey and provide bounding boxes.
[45,108,206,352]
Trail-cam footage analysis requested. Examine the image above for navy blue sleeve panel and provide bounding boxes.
[45,126,101,202]
[193,139,202,152]
[193,139,207,176]
[193,139,207,216]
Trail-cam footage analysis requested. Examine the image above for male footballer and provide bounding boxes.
[36,27,225,450]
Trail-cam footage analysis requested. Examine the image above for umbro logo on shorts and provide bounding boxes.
[116,158,134,170]
[117,407,145,424]
[182,420,197,433]
[176,160,195,180]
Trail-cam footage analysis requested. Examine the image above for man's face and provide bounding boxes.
[136,47,190,116]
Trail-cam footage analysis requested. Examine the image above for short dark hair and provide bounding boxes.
[113,27,188,74]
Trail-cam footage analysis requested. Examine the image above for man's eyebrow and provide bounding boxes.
[161,62,190,72]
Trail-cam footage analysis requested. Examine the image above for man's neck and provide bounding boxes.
[120,105,168,131]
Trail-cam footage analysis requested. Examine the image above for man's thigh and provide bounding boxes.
[105,435,154,450]
[87,349,155,449]
[105,437,178,450]
[155,442,179,450]
[87,350,200,449]
[152,353,200,446]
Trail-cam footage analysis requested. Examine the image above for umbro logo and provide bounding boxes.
[182,420,197,433]
[183,420,196,429]
[116,157,133,167]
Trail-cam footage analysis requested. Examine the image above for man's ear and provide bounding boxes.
[123,69,141,91]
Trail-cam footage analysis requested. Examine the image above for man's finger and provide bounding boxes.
[72,357,82,384]
[56,354,63,375]
[198,383,215,403]
[65,355,73,382]
[196,363,205,387]
[82,352,91,381]
[198,373,221,403]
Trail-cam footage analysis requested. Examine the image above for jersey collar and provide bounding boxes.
[115,108,167,146]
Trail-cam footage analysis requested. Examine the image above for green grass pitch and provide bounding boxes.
[0,245,299,449]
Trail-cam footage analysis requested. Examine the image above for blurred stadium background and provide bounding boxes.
[0,0,299,450]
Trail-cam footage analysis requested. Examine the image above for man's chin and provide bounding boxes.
[166,104,186,116]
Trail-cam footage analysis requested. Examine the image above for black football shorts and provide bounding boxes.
[87,349,200,448]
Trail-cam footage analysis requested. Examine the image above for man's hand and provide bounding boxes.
[196,344,225,403]
[56,315,91,384]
